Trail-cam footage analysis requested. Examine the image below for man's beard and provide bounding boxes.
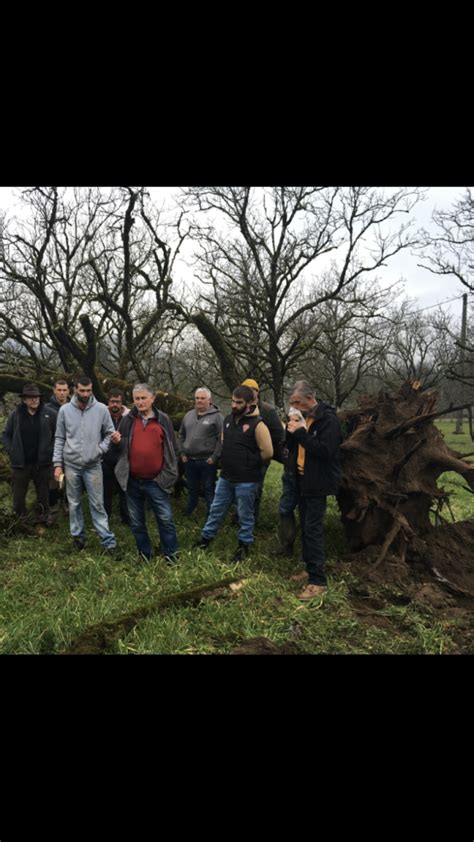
[77,395,90,404]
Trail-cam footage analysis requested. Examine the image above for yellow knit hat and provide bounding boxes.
[241,378,259,391]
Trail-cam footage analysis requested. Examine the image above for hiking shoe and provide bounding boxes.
[298,584,328,601]
[103,546,123,560]
[73,537,86,551]
[195,537,212,550]
[275,544,294,557]
[232,542,251,563]
[290,569,309,583]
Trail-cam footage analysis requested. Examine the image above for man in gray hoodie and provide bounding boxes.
[53,376,118,554]
[178,387,223,516]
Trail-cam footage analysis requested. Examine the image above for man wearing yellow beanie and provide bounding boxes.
[240,378,284,521]
[196,385,273,561]
[241,378,259,392]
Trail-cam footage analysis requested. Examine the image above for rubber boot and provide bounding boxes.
[277,511,296,556]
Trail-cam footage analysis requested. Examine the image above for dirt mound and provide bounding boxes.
[343,514,474,600]
[409,520,474,597]
[408,582,456,611]
[339,519,474,653]
[229,637,302,655]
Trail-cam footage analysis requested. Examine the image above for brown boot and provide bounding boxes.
[289,569,308,583]
[298,584,328,602]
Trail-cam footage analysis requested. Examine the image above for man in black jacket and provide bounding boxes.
[44,379,70,415]
[2,383,57,525]
[282,380,342,601]
[45,378,70,514]
[102,389,130,524]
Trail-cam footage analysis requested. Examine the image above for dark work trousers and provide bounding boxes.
[49,465,69,509]
[254,462,269,520]
[102,462,130,524]
[12,464,51,522]
[184,459,217,515]
[298,495,328,586]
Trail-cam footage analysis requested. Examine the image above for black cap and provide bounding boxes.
[21,384,41,397]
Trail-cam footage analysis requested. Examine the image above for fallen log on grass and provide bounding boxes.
[61,576,244,655]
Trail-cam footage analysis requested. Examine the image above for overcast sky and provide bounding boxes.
[0,186,470,322]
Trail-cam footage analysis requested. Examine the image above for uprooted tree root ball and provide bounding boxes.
[338,382,474,594]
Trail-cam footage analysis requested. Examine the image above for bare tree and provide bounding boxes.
[294,274,401,408]
[180,186,425,406]
[0,187,190,399]
[418,188,474,293]
[417,190,474,398]
[376,303,456,392]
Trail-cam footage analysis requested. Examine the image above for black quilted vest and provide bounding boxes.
[220,413,262,482]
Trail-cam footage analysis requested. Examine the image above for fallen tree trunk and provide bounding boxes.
[61,577,243,655]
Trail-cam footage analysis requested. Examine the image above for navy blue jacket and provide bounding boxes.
[283,400,342,496]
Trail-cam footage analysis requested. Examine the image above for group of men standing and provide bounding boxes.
[1,375,342,601]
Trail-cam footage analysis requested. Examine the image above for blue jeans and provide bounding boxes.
[184,459,217,514]
[64,462,116,548]
[201,477,258,545]
[126,476,178,558]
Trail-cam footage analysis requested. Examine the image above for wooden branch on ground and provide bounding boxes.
[61,576,244,655]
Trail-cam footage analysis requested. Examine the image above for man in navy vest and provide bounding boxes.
[196,385,273,562]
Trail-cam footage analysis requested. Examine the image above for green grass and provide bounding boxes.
[433,419,474,521]
[0,421,472,654]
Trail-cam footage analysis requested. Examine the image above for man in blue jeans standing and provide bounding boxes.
[178,387,223,517]
[196,385,273,562]
[113,384,179,564]
[53,376,118,555]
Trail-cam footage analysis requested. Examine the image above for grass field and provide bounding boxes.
[0,418,472,654]
[433,419,474,521]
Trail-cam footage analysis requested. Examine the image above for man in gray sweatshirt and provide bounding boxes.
[178,387,223,516]
[53,376,118,555]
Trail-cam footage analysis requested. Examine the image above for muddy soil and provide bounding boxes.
[339,518,474,652]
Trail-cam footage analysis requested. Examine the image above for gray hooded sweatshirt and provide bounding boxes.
[178,404,224,461]
[53,394,115,469]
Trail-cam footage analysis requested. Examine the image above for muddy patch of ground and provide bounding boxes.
[228,637,302,655]
[339,522,474,652]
